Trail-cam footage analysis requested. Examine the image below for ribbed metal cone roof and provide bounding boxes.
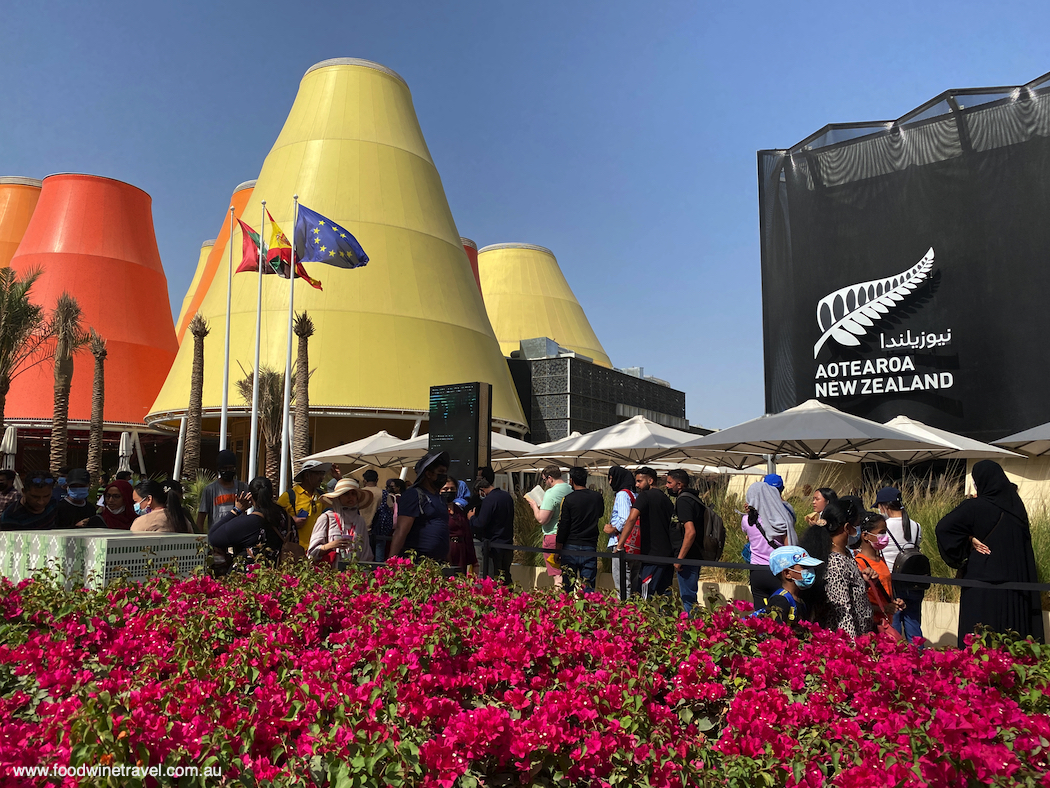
[150,58,527,432]
[478,243,612,367]
[0,177,42,268]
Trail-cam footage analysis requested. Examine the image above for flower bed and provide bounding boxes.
[1,560,1049,787]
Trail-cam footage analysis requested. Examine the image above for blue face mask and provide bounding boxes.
[66,487,89,501]
[795,569,816,589]
[133,501,144,515]
[56,477,67,487]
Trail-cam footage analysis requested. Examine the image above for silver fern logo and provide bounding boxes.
[813,248,935,358]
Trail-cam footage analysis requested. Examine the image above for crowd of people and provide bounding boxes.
[0,451,1043,646]
[746,460,1045,647]
[0,468,195,533]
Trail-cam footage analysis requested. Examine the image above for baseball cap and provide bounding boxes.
[873,487,902,507]
[763,473,785,491]
[768,546,823,577]
[217,449,237,467]
[66,468,91,486]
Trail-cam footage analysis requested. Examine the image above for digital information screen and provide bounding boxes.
[428,382,492,484]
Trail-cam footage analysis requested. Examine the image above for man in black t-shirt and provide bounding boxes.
[616,467,676,599]
[472,478,516,584]
[665,469,706,615]
[556,467,605,592]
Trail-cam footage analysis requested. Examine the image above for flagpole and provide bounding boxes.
[220,205,234,451]
[278,195,298,496]
[248,200,266,480]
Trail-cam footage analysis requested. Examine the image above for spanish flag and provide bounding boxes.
[235,213,323,291]
[268,210,323,291]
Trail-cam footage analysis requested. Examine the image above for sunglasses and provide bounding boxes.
[26,476,56,487]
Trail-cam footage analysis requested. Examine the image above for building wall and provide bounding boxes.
[520,357,686,443]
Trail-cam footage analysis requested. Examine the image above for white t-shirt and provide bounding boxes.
[883,515,922,570]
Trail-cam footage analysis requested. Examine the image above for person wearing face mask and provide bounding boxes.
[799,498,873,637]
[855,511,904,631]
[389,451,451,561]
[56,469,93,528]
[441,476,477,574]
[130,479,193,533]
[0,470,20,515]
[78,479,137,529]
[754,546,824,629]
[51,468,70,501]
[196,450,250,532]
[471,477,515,584]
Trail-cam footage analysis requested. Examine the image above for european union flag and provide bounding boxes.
[294,204,369,269]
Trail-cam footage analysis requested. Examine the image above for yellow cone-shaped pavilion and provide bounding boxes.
[175,180,256,343]
[174,239,214,336]
[477,242,612,367]
[149,58,526,442]
[0,177,42,268]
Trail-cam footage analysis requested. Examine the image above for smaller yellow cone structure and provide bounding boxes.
[149,58,527,437]
[175,180,256,343]
[478,243,612,368]
[175,239,214,336]
[0,177,42,268]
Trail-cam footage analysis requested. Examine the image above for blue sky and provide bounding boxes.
[2,0,1048,429]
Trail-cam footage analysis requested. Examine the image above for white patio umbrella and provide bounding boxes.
[117,432,134,473]
[522,415,709,465]
[829,415,1024,464]
[301,430,414,468]
[676,399,945,460]
[1,425,17,471]
[368,432,544,472]
[995,421,1050,457]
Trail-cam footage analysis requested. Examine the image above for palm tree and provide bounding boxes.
[236,365,290,486]
[0,267,54,426]
[49,293,88,475]
[86,329,107,486]
[292,311,314,474]
[182,313,210,482]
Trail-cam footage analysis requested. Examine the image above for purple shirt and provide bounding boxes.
[740,514,785,566]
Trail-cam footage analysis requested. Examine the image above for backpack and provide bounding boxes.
[887,514,931,591]
[700,499,726,561]
[371,490,395,537]
[672,491,725,561]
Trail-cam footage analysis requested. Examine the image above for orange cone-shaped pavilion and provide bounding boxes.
[8,174,178,428]
[461,237,483,297]
[0,177,42,269]
[174,179,255,343]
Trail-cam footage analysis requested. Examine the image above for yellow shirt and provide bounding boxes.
[277,483,326,549]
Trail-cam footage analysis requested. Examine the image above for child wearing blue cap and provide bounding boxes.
[753,546,824,628]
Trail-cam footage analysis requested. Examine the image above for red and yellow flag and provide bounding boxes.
[267,210,322,291]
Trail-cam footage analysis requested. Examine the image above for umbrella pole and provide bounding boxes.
[400,418,423,481]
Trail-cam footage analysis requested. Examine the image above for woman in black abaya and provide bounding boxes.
[936,460,1045,647]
